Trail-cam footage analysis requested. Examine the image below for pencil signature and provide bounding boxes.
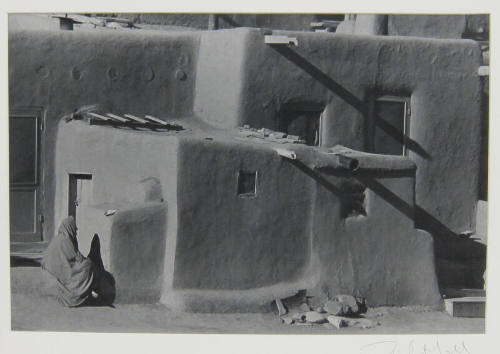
[359,340,470,354]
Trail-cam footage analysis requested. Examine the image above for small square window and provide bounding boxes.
[237,171,257,197]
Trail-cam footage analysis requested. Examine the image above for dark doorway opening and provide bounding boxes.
[68,174,93,224]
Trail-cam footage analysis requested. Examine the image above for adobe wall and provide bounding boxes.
[54,121,180,302]
[78,202,167,303]
[194,28,482,237]
[172,137,315,291]
[388,15,467,39]
[311,173,441,307]
[161,138,441,311]
[9,29,199,240]
[193,28,252,128]
[117,13,321,31]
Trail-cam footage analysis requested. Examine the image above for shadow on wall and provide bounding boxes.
[269,45,431,160]
[359,178,485,290]
[269,44,486,289]
[286,160,486,290]
[87,234,116,306]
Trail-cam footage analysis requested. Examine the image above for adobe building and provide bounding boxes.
[8,14,488,311]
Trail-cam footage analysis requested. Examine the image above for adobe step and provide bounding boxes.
[444,296,485,318]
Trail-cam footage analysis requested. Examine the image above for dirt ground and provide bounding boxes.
[10,292,484,334]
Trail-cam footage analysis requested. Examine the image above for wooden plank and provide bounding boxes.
[106,113,128,122]
[145,115,168,125]
[87,112,110,121]
[124,114,148,124]
[478,66,489,76]
[264,35,298,46]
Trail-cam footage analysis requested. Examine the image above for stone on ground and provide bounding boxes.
[324,300,345,316]
[327,315,348,328]
[281,316,294,325]
[299,303,311,312]
[275,298,287,316]
[315,306,326,313]
[304,311,328,324]
[333,294,359,314]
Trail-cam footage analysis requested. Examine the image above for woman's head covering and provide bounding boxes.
[58,216,77,240]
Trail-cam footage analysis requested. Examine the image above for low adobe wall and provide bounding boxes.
[9,29,199,239]
[78,202,167,303]
[311,173,440,307]
[161,137,441,311]
[193,28,482,242]
[173,137,315,290]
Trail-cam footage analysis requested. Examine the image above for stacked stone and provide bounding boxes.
[279,295,379,329]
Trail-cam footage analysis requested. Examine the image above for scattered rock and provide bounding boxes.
[270,132,287,139]
[355,318,374,329]
[324,300,345,316]
[324,294,367,317]
[304,311,328,324]
[315,306,326,314]
[327,315,348,328]
[333,294,359,314]
[281,289,307,310]
[299,303,311,312]
[275,298,287,316]
[291,312,306,322]
[281,316,295,325]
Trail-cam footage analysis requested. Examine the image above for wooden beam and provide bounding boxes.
[124,114,148,124]
[264,35,298,46]
[106,113,128,122]
[87,112,110,121]
[478,66,489,76]
[145,115,168,125]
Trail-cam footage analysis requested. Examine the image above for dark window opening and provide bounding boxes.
[339,179,367,218]
[367,95,411,156]
[278,103,324,146]
[10,108,44,242]
[237,171,257,198]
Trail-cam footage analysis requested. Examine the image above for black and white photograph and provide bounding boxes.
[1,2,497,353]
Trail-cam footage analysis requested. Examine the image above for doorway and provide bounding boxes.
[68,174,93,224]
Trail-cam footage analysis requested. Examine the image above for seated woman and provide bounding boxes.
[41,216,103,307]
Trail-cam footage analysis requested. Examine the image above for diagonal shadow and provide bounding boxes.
[288,159,350,201]
[356,177,414,220]
[285,157,485,288]
[269,45,431,159]
[357,177,486,289]
[218,15,242,28]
